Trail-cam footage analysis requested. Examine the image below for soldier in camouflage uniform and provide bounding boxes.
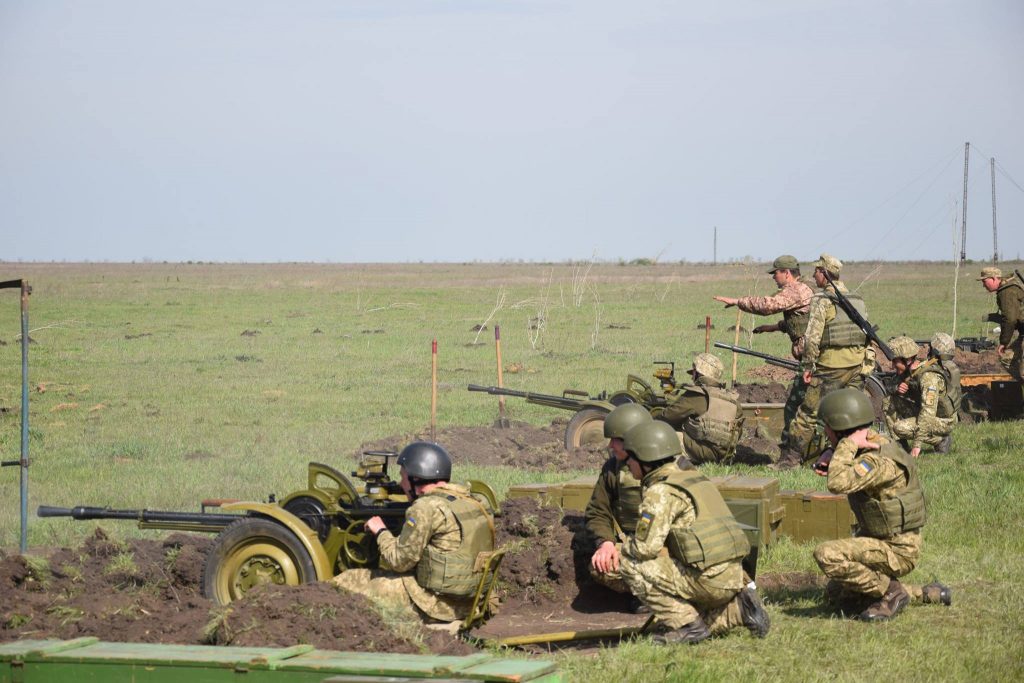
[883,335,959,457]
[714,254,815,457]
[333,442,495,625]
[618,421,770,644]
[584,403,652,608]
[813,389,951,621]
[979,266,1024,382]
[656,353,743,464]
[777,254,873,469]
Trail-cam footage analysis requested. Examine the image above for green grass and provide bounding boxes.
[0,261,1022,681]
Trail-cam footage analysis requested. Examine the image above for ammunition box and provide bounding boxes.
[740,403,786,440]
[990,380,1023,421]
[505,482,564,508]
[709,475,785,549]
[559,477,599,512]
[778,489,857,543]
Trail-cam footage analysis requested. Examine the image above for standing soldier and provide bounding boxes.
[584,403,653,612]
[978,266,1023,382]
[883,334,959,457]
[657,353,743,464]
[713,254,814,457]
[333,442,496,626]
[813,389,951,621]
[618,421,770,644]
[777,254,872,469]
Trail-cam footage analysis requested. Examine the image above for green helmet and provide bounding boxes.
[887,335,920,360]
[819,389,874,432]
[603,403,651,439]
[623,421,682,463]
[692,353,724,382]
[930,332,955,360]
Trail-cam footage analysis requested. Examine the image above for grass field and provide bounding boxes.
[1,260,1022,681]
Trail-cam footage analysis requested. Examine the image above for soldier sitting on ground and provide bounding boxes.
[618,420,769,645]
[656,353,743,464]
[333,442,495,627]
[583,403,654,613]
[883,334,960,457]
[813,389,951,621]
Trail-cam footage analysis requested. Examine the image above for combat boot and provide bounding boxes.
[770,447,804,471]
[651,616,711,645]
[859,578,910,622]
[921,582,952,606]
[628,595,652,615]
[738,587,770,638]
[934,435,952,454]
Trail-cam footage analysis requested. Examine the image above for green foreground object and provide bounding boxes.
[0,639,563,683]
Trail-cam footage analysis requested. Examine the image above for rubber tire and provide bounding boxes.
[863,374,888,427]
[202,518,317,605]
[564,407,610,450]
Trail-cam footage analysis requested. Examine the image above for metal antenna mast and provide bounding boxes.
[959,142,969,263]
[991,157,999,263]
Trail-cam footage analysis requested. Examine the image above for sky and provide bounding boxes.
[1,0,1022,264]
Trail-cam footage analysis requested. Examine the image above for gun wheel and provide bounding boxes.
[564,407,610,450]
[202,518,316,605]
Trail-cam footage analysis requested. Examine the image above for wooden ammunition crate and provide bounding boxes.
[740,402,786,440]
[710,475,786,549]
[505,482,565,508]
[778,489,857,543]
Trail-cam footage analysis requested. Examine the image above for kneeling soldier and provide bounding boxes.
[657,353,743,464]
[618,421,769,644]
[813,389,951,621]
[333,441,495,625]
[883,334,960,457]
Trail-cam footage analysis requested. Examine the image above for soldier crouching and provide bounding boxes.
[332,442,495,626]
[617,421,769,644]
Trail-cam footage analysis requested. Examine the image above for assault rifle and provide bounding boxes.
[713,342,800,371]
[820,271,895,361]
[914,337,997,353]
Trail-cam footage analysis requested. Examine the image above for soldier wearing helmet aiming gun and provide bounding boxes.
[978,266,1024,384]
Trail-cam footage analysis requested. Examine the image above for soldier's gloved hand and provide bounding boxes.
[813,448,834,477]
[592,541,620,574]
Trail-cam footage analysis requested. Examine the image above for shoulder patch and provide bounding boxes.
[405,516,417,529]
[635,511,654,541]
[854,460,873,477]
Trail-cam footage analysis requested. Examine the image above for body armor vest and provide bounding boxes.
[818,289,869,348]
[848,444,926,538]
[647,468,749,570]
[682,386,743,451]
[415,490,495,597]
[614,462,643,536]
[915,362,960,419]
[781,307,809,345]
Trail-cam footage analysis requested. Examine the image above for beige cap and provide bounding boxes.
[976,266,1002,280]
[811,253,843,274]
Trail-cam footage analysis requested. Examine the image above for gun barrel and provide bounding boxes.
[36,505,243,527]
[467,384,592,411]
[713,342,800,371]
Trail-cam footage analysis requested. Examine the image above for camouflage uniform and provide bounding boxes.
[619,463,748,633]
[994,274,1024,381]
[332,482,494,622]
[734,278,815,360]
[583,455,643,592]
[813,431,931,602]
[883,360,957,451]
[658,379,743,464]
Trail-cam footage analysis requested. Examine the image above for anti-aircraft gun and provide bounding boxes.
[38,451,499,611]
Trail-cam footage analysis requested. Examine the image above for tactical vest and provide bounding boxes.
[848,444,926,538]
[415,490,495,597]
[613,463,643,536]
[682,386,743,451]
[818,289,869,348]
[781,308,809,345]
[647,468,749,570]
[916,362,960,419]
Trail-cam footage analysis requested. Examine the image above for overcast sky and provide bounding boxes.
[2,1,1022,264]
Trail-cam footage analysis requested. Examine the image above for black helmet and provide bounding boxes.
[397,441,452,481]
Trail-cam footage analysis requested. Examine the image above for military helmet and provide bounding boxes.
[692,353,724,381]
[887,335,920,360]
[623,421,682,463]
[929,332,955,360]
[819,389,874,432]
[603,403,651,439]
[397,441,452,481]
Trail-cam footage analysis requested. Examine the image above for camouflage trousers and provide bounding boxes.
[1000,335,1023,382]
[679,432,732,465]
[787,365,865,459]
[813,536,920,599]
[620,553,745,632]
[588,542,632,594]
[779,373,807,450]
[332,568,472,623]
[885,414,955,448]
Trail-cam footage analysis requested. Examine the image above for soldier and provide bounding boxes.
[978,266,1023,382]
[656,353,743,464]
[777,254,873,469]
[618,420,769,644]
[883,335,959,457]
[713,254,815,459]
[332,442,495,626]
[813,389,951,621]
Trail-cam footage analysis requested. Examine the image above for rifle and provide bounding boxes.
[914,337,996,353]
[820,271,894,360]
[713,342,801,371]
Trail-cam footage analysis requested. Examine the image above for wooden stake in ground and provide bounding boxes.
[731,308,742,386]
[430,339,437,442]
[705,315,711,354]
[495,325,509,427]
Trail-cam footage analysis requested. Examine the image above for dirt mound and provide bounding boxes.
[952,348,1005,374]
[734,382,789,403]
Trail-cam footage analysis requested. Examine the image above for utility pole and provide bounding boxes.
[960,142,969,264]
[991,157,999,263]
[713,226,717,265]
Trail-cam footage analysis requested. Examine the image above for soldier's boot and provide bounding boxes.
[628,595,652,615]
[859,578,910,622]
[738,587,770,638]
[934,435,952,454]
[651,616,711,645]
[770,447,804,471]
[824,581,874,616]
[921,582,952,606]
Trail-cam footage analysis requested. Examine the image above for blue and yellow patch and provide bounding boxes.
[405,517,417,529]
[635,511,655,541]
[854,460,873,477]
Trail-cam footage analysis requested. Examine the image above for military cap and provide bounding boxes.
[692,352,725,381]
[768,255,800,273]
[976,266,1002,280]
[811,253,842,274]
